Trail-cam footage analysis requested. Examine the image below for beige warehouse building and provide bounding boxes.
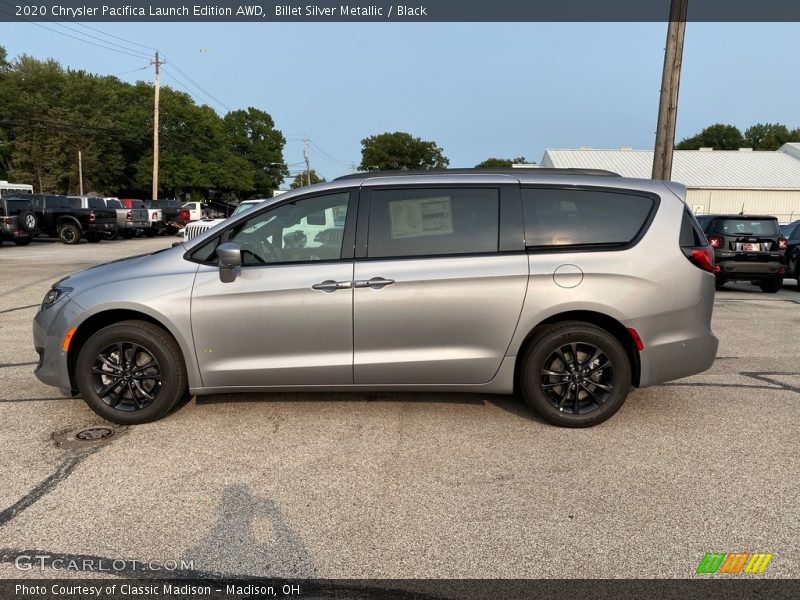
[538,143,800,223]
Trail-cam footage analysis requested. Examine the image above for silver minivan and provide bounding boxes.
[33,169,718,427]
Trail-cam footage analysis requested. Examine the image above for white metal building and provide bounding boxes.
[538,143,800,222]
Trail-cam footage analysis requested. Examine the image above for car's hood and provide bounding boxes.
[56,244,196,291]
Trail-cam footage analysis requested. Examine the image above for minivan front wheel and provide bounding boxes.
[75,320,188,424]
[520,322,632,427]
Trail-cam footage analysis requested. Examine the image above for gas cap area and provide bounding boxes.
[553,264,584,288]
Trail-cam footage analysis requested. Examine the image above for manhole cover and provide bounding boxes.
[53,424,126,450]
[75,427,114,441]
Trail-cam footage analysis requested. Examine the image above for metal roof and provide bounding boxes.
[541,144,800,189]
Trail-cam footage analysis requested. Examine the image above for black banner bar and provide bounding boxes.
[2,579,800,600]
[2,0,800,22]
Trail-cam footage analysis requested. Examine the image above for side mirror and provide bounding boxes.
[217,242,242,283]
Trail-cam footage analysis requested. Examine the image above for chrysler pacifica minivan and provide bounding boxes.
[33,169,718,427]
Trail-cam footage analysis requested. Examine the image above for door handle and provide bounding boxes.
[354,277,395,289]
[311,280,352,292]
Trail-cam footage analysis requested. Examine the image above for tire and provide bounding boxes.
[759,278,782,294]
[86,232,102,243]
[715,279,727,290]
[17,210,37,233]
[13,237,32,246]
[144,228,156,238]
[59,223,81,245]
[104,231,118,241]
[119,230,134,240]
[519,321,632,428]
[75,320,188,425]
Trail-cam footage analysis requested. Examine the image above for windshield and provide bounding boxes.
[106,199,123,208]
[232,202,259,215]
[711,219,779,236]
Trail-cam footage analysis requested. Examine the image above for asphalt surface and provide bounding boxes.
[0,237,798,579]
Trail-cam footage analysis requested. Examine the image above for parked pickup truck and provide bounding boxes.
[117,199,150,239]
[99,197,148,239]
[29,194,117,244]
[144,200,183,235]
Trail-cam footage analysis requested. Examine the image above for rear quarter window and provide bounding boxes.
[521,188,656,249]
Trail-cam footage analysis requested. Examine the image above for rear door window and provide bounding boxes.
[88,198,105,209]
[710,219,779,236]
[521,188,655,249]
[366,188,499,258]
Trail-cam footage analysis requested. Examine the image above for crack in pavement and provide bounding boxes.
[0,448,99,528]
[0,304,39,314]
[0,361,37,368]
[663,371,800,395]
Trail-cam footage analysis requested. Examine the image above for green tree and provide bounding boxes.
[290,169,325,189]
[224,107,288,195]
[744,123,793,150]
[359,131,449,171]
[475,156,531,168]
[676,123,745,150]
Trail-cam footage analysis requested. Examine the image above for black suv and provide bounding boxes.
[696,214,787,293]
[0,196,38,246]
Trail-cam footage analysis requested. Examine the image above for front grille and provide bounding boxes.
[184,223,213,240]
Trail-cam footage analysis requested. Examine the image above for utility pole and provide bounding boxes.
[303,136,311,187]
[151,51,165,199]
[78,150,84,196]
[652,0,688,180]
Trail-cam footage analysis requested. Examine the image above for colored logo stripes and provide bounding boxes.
[696,552,773,574]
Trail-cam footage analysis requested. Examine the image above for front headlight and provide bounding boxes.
[41,286,72,309]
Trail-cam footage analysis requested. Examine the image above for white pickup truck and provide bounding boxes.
[182,199,263,242]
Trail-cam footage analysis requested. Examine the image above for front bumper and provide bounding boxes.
[33,298,85,396]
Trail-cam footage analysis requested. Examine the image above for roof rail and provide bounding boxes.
[334,167,620,181]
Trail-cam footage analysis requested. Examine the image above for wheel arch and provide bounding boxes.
[66,308,198,392]
[56,215,82,230]
[512,310,641,391]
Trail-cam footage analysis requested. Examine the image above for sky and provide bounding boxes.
[3,21,800,184]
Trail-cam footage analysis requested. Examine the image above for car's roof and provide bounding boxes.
[701,214,778,220]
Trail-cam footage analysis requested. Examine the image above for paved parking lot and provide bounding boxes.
[0,237,798,579]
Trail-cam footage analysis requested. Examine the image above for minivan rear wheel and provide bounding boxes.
[520,322,632,427]
[75,320,188,424]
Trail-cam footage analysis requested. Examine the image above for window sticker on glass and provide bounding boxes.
[389,197,454,239]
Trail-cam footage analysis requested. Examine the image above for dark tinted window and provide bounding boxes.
[106,199,123,209]
[522,188,654,248]
[88,197,105,209]
[3,199,32,216]
[63,197,82,208]
[680,209,707,247]
[710,218,778,236]
[367,188,499,258]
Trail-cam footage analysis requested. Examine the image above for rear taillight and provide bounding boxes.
[179,209,189,221]
[778,237,787,251]
[683,245,715,273]
[707,235,722,249]
[152,211,158,218]
[126,211,132,221]
[3,217,12,225]
[88,211,96,223]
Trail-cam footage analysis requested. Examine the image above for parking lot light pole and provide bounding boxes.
[652,0,688,180]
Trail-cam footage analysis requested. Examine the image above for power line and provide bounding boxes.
[160,56,232,112]
[0,5,152,61]
[72,22,159,53]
